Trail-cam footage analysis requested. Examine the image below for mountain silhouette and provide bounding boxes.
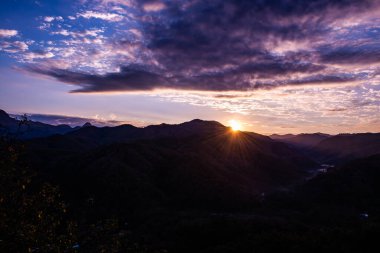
[270,132,380,164]
[270,133,331,148]
[312,133,380,164]
[24,116,316,210]
[2,108,380,252]
[82,122,93,128]
[26,118,230,151]
[0,109,74,139]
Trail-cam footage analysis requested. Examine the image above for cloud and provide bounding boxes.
[153,83,380,134]
[0,29,18,38]
[26,61,330,92]
[142,1,166,12]
[51,29,104,37]
[26,65,168,92]
[44,16,64,22]
[22,51,55,61]
[44,16,55,22]
[320,46,380,65]
[51,29,71,36]
[281,74,361,86]
[97,0,134,7]
[77,10,123,22]
[0,41,29,53]
[15,0,380,92]
[327,108,347,112]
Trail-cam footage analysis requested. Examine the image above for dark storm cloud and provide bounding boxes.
[28,61,325,92]
[24,0,380,92]
[27,65,169,92]
[144,2,321,73]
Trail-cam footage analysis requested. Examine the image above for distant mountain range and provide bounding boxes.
[2,108,380,252]
[312,133,380,164]
[0,107,376,209]
[0,109,78,139]
[1,109,379,166]
[270,132,380,164]
[270,133,331,148]
[20,116,315,209]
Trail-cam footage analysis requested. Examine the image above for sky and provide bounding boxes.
[0,0,379,134]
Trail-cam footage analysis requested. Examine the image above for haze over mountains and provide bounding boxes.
[1,108,380,252]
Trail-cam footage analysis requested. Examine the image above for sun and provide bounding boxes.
[229,120,242,131]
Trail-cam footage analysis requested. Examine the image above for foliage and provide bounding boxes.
[0,139,78,252]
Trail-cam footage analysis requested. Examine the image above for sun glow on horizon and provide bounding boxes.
[229,119,242,131]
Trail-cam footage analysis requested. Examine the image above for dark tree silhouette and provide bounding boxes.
[0,139,78,252]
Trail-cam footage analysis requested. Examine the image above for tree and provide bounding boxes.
[0,138,78,252]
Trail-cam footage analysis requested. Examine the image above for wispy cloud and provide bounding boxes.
[0,29,18,38]
[22,51,54,62]
[152,83,380,134]
[43,16,63,22]
[77,10,123,22]
[0,41,29,53]
[97,0,134,7]
[51,28,104,37]
[142,1,166,12]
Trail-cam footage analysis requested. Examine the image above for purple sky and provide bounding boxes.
[0,0,379,134]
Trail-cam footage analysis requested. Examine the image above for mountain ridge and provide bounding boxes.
[2,108,379,165]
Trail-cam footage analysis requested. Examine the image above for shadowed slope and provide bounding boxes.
[26,124,315,213]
